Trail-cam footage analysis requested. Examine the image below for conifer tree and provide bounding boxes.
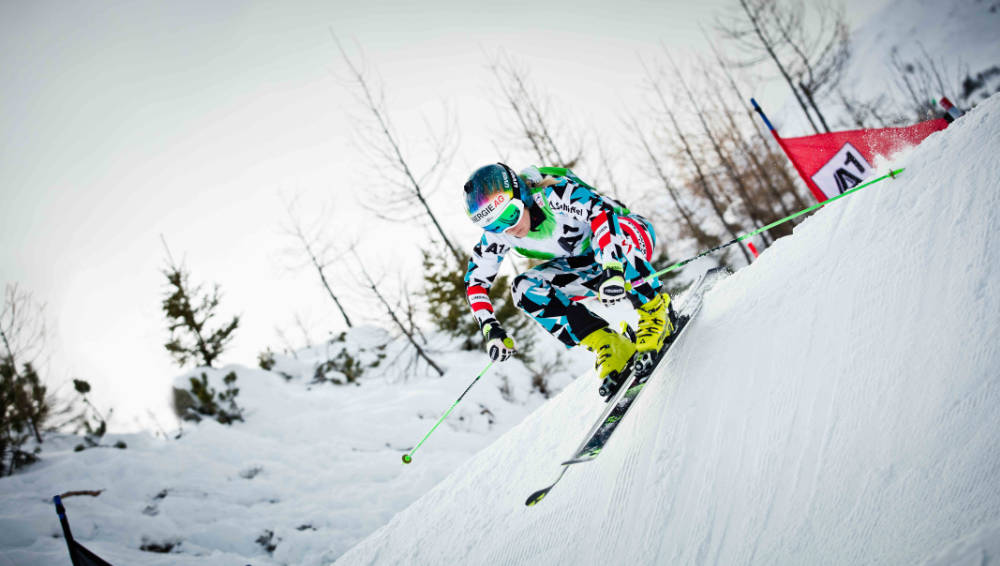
[161,249,240,368]
[421,247,534,361]
[0,284,49,476]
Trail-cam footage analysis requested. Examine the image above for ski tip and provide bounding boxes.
[525,487,550,507]
[402,454,413,464]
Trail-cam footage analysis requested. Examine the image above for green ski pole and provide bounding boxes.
[641,168,905,282]
[403,360,495,464]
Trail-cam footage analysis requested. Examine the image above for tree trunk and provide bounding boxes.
[649,78,753,265]
[737,0,820,134]
[800,82,832,133]
[667,55,776,247]
[630,119,707,243]
[353,253,444,377]
[707,38,812,211]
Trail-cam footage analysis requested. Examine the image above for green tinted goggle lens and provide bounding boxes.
[482,200,524,233]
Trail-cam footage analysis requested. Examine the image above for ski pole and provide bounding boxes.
[402,360,495,464]
[641,168,905,282]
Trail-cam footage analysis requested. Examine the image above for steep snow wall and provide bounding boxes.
[336,94,1000,565]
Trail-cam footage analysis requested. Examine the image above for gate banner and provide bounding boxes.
[776,119,948,201]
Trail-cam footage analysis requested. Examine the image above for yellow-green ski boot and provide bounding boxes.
[634,293,673,376]
[580,326,637,400]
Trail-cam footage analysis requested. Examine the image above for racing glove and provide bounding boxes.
[598,261,628,307]
[483,320,517,362]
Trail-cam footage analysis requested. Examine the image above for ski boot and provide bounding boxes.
[633,293,673,377]
[580,326,636,400]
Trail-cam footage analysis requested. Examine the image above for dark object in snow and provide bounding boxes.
[256,529,279,555]
[139,537,180,553]
[53,494,113,566]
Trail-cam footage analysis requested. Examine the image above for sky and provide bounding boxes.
[0,0,891,430]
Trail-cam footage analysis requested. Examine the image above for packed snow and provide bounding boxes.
[2,0,998,561]
[334,94,1000,565]
[2,90,998,566]
[0,328,588,565]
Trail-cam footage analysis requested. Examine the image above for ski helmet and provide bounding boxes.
[463,163,528,233]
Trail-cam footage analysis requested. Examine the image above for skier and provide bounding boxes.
[463,163,674,398]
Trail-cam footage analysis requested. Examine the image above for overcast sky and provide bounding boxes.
[0,0,889,430]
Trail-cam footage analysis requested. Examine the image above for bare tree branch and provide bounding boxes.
[486,50,584,168]
[282,195,354,328]
[642,58,753,265]
[665,52,777,246]
[332,32,463,264]
[349,249,444,377]
[703,33,814,210]
[716,0,824,134]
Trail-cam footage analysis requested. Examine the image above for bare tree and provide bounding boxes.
[1,284,50,474]
[400,278,429,346]
[767,0,850,132]
[625,114,713,248]
[643,61,753,264]
[704,35,813,210]
[487,50,584,168]
[273,311,322,358]
[0,284,46,381]
[350,250,444,377]
[702,69,797,221]
[666,52,780,247]
[593,134,624,200]
[333,34,463,264]
[718,0,849,134]
[282,197,353,329]
[836,88,896,128]
[888,44,962,121]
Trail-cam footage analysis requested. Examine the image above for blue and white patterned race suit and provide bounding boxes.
[464,169,665,348]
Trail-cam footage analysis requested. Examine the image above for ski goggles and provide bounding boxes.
[476,197,525,234]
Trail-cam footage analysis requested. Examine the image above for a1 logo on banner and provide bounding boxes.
[810,142,873,199]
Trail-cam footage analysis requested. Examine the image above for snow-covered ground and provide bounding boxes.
[3,89,998,566]
[335,95,1000,565]
[0,329,588,565]
[771,0,1000,135]
[2,1,998,564]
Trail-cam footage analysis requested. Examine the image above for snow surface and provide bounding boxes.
[335,94,1000,565]
[770,0,1000,135]
[0,328,588,565]
[1,92,998,566]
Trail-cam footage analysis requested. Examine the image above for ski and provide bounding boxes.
[525,267,729,506]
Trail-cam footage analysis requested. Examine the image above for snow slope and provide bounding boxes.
[0,328,588,565]
[847,0,1000,96]
[770,0,1000,135]
[336,94,1000,565]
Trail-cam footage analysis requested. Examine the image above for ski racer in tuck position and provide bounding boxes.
[463,163,674,399]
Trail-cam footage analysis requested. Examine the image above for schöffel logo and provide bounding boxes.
[551,201,586,218]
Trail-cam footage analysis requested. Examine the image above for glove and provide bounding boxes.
[598,261,627,307]
[483,321,516,362]
[519,165,543,188]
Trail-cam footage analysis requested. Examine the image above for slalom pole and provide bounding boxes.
[641,167,905,282]
[751,97,828,203]
[402,360,495,464]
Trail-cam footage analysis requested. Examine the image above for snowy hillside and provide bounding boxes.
[770,0,1000,135]
[0,329,588,565]
[336,95,1000,565]
[847,0,1000,94]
